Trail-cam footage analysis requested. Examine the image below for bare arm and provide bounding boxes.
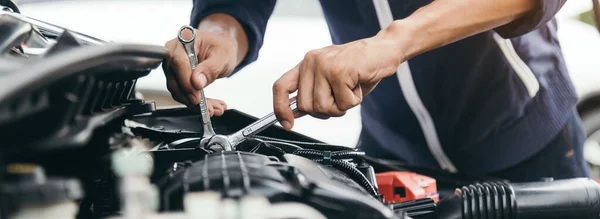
[197,13,249,66]
[381,0,542,62]
[272,0,566,129]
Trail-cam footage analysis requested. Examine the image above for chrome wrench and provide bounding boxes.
[202,100,299,151]
[177,25,217,141]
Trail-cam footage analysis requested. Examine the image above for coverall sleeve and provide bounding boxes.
[494,0,567,38]
[190,0,277,74]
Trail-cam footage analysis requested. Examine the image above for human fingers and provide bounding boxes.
[313,69,345,118]
[297,51,316,116]
[169,43,198,104]
[207,98,227,116]
[165,69,191,106]
[163,39,189,105]
[191,55,232,91]
[273,65,300,130]
[329,68,362,111]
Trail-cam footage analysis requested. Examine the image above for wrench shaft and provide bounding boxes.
[199,89,216,137]
[182,43,198,70]
[228,100,298,147]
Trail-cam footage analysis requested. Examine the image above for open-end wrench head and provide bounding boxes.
[204,135,233,151]
[178,25,196,44]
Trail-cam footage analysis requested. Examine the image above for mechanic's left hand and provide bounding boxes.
[272,30,406,130]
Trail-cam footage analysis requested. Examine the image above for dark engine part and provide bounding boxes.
[435,178,600,219]
[158,151,395,219]
[0,164,83,219]
[0,0,19,13]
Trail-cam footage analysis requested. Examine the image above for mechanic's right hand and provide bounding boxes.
[162,29,239,116]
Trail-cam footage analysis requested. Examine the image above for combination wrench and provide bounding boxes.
[177,25,217,142]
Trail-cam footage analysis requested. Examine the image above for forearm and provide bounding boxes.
[197,13,249,66]
[379,0,541,61]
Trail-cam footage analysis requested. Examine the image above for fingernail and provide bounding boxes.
[197,73,207,88]
[281,121,292,130]
[188,94,198,104]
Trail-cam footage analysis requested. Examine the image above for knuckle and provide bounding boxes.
[312,100,326,114]
[336,102,352,111]
[272,81,285,93]
[332,110,346,117]
[328,63,345,78]
[165,40,173,48]
[297,99,311,113]
[164,39,176,48]
[273,106,285,118]
[203,63,219,75]
[217,100,227,108]
[305,49,320,60]
[337,97,358,111]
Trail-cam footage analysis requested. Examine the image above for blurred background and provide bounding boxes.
[10,0,600,151]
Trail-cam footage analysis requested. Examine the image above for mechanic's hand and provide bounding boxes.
[272,32,405,130]
[163,29,238,117]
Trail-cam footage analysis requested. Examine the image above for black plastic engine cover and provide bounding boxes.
[159,151,395,219]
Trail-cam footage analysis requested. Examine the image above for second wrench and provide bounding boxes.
[203,100,299,151]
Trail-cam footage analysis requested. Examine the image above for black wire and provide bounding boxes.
[263,142,286,155]
[293,148,366,160]
[247,138,267,153]
[242,138,287,160]
[331,150,365,160]
[312,159,379,197]
[292,148,323,158]
[255,135,350,151]
[262,140,303,151]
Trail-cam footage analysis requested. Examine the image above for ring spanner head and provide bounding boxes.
[177,25,198,70]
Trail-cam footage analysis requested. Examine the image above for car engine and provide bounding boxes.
[3,4,600,219]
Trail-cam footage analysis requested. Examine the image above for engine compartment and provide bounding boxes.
[3,5,600,219]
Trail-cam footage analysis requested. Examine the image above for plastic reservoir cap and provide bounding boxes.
[4,163,46,184]
[376,171,438,203]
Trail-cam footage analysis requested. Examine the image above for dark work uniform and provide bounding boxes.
[190,0,590,181]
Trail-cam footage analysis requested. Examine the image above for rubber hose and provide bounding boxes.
[312,159,378,197]
[435,178,600,219]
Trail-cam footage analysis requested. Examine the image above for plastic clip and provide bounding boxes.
[322,151,331,167]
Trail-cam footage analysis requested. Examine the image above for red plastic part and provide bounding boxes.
[376,171,438,203]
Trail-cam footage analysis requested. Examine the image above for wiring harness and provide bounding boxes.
[235,136,379,198]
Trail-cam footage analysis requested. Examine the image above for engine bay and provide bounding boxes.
[3,5,600,219]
